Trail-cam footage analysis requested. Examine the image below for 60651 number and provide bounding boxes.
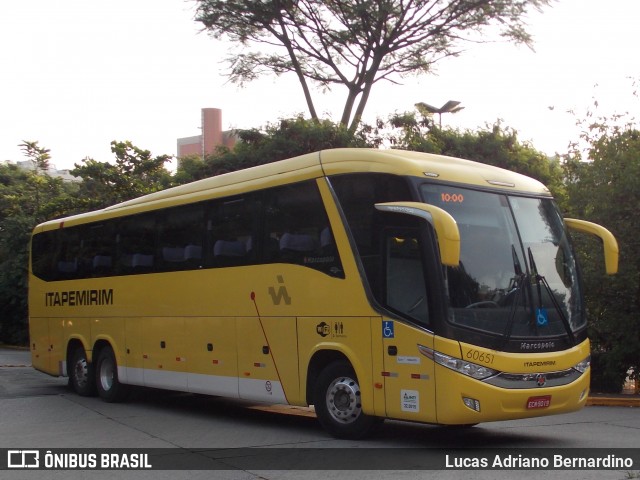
[465,349,495,365]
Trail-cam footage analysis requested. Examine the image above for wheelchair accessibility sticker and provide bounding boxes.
[383,321,395,339]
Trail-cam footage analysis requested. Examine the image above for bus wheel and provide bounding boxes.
[95,346,129,403]
[313,361,375,439]
[69,347,96,396]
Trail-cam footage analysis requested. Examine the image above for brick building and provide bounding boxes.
[176,108,236,158]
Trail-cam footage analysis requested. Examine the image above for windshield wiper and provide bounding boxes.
[527,247,576,345]
[501,246,527,347]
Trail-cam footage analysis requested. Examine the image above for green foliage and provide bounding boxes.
[0,154,77,344]
[71,141,173,209]
[0,140,171,344]
[564,125,640,392]
[0,214,32,344]
[385,111,566,199]
[222,116,372,164]
[172,154,209,185]
[19,140,51,174]
[175,116,373,183]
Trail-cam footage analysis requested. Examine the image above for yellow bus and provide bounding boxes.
[29,148,618,438]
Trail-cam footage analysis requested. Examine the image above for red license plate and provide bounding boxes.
[526,395,551,409]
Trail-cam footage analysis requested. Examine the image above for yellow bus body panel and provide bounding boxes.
[29,316,50,374]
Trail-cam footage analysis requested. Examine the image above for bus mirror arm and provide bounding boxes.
[375,202,460,267]
[564,218,619,275]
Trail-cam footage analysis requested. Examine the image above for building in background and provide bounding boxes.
[4,160,79,182]
[177,108,236,159]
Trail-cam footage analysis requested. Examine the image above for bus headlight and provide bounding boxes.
[418,345,497,380]
[573,355,591,374]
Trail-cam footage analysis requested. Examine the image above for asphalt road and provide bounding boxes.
[1,348,639,480]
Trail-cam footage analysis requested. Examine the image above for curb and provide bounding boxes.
[586,396,640,407]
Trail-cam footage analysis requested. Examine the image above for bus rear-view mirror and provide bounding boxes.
[564,218,619,275]
[375,202,460,267]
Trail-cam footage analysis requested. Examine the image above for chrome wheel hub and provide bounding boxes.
[99,358,114,391]
[73,357,89,388]
[325,376,362,424]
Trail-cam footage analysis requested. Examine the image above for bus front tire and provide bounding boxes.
[68,346,96,397]
[313,361,376,439]
[95,346,129,403]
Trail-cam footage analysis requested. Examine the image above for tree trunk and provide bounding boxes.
[340,86,361,128]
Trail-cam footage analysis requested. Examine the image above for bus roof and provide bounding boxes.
[35,148,550,230]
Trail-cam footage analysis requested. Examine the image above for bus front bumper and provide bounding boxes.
[435,365,590,425]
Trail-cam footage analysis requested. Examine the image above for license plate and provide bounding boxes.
[526,395,551,409]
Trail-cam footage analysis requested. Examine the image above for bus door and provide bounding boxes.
[381,228,437,423]
[382,319,436,422]
[237,316,295,404]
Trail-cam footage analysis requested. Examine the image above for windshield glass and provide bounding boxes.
[421,185,583,339]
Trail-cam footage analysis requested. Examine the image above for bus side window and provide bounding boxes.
[117,212,157,274]
[158,204,205,271]
[56,228,82,279]
[264,181,344,277]
[31,230,57,281]
[82,223,115,277]
[207,195,257,268]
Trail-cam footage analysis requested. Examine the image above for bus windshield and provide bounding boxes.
[421,185,583,341]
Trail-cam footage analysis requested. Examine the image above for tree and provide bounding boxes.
[19,140,52,220]
[71,140,172,209]
[176,116,374,183]
[0,147,77,344]
[383,110,565,198]
[20,140,51,174]
[195,0,550,132]
[563,122,640,393]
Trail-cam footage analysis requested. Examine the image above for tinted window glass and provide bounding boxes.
[159,204,205,270]
[264,181,343,277]
[117,213,157,274]
[208,195,257,268]
[81,222,116,277]
[32,231,57,281]
[56,228,82,279]
[30,180,344,281]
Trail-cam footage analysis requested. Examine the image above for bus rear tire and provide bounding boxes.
[313,361,376,439]
[95,346,129,403]
[69,346,97,396]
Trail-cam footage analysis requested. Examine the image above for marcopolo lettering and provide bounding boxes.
[45,289,114,307]
[520,341,555,351]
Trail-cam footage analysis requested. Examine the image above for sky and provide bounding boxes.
[1,0,639,171]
